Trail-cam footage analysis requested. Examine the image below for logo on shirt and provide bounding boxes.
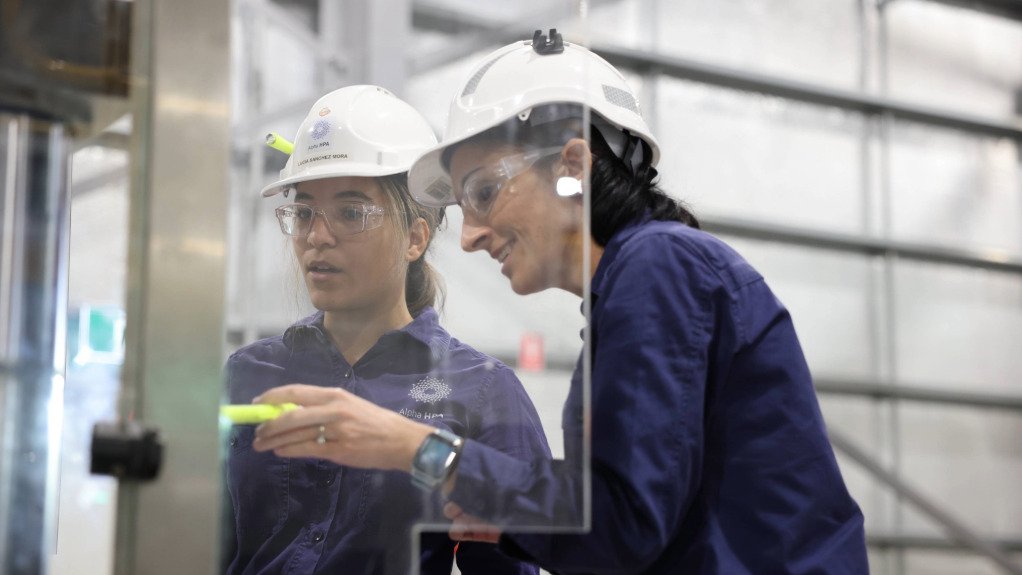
[408,376,451,404]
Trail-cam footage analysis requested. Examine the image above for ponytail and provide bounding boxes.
[405,257,444,317]
[377,174,446,316]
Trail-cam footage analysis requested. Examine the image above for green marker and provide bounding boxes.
[265,132,295,155]
[220,403,299,425]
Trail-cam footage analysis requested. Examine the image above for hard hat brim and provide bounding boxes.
[407,145,458,208]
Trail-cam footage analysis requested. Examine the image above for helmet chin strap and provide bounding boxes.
[592,116,645,175]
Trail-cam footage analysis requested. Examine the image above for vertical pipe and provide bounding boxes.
[0,113,71,574]
[875,2,906,573]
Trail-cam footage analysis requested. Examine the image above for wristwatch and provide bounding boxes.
[410,428,464,491]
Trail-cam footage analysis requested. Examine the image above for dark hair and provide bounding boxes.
[445,104,698,246]
[377,174,446,316]
[587,126,699,246]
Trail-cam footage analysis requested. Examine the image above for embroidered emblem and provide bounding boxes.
[409,376,451,404]
[311,119,331,140]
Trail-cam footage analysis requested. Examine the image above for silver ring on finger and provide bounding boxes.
[316,424,327,445]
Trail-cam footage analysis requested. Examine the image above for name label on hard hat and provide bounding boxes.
[298,153,348,167]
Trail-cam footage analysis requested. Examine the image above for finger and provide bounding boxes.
[253,424,322,452]
[256,421,335,457]
[254,384,346,407]
[468,531,499,544]
[443,502,464,520]
[450,515,488,533]
[448,519,473,540]
[256,403,340,439]
[448,528,499,544]
[448,528,468,541]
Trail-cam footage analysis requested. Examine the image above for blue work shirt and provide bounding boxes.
[224,307,550,575]
[449,218,869,574]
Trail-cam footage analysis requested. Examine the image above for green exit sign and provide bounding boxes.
[73,305,125,365]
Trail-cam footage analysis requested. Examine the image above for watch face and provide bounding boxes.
[419,435,455,477]
[412,429,462,490]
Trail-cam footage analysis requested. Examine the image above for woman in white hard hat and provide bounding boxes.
[223,85,548,575]
[253,34,869,574]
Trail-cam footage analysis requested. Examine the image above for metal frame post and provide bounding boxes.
[112,0,231,572]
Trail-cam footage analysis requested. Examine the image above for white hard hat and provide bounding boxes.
[409,31,659,208]
[261,85,438,197]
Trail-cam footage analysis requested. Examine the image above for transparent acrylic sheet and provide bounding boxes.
[221,1,594,574]
[50,143,130,575]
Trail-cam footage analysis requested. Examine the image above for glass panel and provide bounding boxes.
[886,0,1022,124]
[654,79,868,235]
[51,145,129,575]
[888,121,1022,256]
[224,4,592,575]
[893,260,1022,392]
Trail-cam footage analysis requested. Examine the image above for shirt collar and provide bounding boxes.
[590,214,652,299]
[282,307,444,352]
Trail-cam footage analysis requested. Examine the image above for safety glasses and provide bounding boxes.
[458,147,563,216]
[275,201,386,237]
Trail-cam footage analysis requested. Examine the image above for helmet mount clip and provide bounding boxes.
[531,28,564,55]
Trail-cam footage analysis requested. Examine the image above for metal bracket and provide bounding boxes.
[90,421,163,481]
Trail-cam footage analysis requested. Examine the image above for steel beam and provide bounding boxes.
[896,0,1022,21]
[829,429,1022,574]
[816,377,1022,411]
[868,533,1022,553]
[703,215,1022,275]
[594,44,1022,141]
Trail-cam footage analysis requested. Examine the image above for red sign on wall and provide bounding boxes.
[518,332,545,372]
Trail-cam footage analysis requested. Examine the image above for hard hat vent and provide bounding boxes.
[602,84,640,115]
[423,179,453,204]
[462,57,501,97]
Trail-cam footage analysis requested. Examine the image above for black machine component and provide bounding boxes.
[90,421,164,481]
